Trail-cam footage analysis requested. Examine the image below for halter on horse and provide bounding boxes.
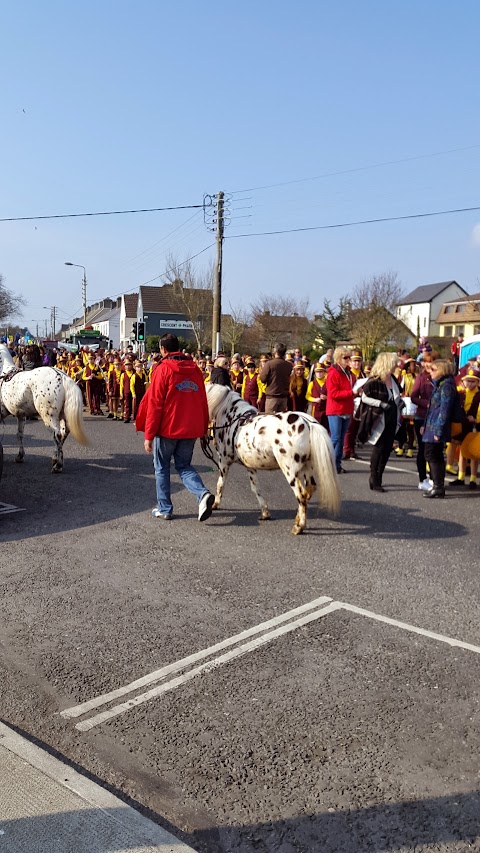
[205,384,341,535]
[0,344,89,472]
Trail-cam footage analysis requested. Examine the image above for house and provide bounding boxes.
[251,311,311,353]
[120,292,138,349]
[396,281,468,338]
[59,298,121,348]
[136,284,212,351]
[436,292,480,339]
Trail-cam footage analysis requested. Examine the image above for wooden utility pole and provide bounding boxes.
[211,191,224,357]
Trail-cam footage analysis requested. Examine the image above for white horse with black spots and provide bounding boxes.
[0,343,89,472]
[206,384,341,534]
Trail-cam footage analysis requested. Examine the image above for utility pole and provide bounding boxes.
[211,191,224,357]
[82,270,87,326]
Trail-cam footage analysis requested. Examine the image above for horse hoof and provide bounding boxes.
[51,465,63,474]
[259,512,271,521]
[213,502,220,510]
[291,525,304,535]
[15,456,24,464]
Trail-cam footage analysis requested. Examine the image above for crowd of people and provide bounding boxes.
[6,335,480,504]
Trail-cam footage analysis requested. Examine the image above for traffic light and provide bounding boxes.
[132,322,138,339]
[137,321,145,341]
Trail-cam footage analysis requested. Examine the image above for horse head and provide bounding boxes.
[205,383,233,420]
[0,343,15,376]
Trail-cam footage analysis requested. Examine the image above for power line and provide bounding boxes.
[104,243,216,301]
[225,204,480,239]
[0,203,204,223]
[123,210,201,266]
[228,143,480,194]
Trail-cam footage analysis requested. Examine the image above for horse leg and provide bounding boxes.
[278,459,309,534]
[213,459,232,509]
[248,470,271,519]
[15,416,26,463]
[39,411,64,473]
[51,429,64,473]
[291,479,309,535]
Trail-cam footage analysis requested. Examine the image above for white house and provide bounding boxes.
[119,293,138,349]
[396,281,468,338]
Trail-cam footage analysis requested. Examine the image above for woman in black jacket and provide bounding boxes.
[209,356,232,388]
[359,352,403,492]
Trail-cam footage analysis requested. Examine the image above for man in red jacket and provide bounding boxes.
[136,333,214,521]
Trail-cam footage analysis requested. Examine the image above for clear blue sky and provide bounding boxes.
[1,0,480,334]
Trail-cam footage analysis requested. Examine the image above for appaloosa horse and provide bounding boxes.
[0,344,89,472]
[206,384,341,534]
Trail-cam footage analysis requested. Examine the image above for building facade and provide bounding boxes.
[396,281,468,338]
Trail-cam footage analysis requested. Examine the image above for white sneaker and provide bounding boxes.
[198,492,215,522]
[418,478,433,491]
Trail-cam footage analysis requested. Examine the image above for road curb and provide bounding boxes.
[0,721,195,852]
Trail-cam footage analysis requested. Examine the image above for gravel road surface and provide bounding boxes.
[1,415,479,852]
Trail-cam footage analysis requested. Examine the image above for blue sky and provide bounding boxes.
[1,0,480,334]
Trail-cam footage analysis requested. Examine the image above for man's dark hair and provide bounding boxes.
[274,342,287,358]
[160,333,179,352]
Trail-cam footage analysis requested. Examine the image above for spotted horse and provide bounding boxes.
[0,343,89,473]
[205,384,341,534]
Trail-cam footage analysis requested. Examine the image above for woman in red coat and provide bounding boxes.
[325,347,354,473]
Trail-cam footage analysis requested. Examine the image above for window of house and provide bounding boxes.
[444,325,453,337]
[456,304,466,313]
[455,325,465,336]
[444,305,455,313]
[424,317,427,328]
[474,325,480,336]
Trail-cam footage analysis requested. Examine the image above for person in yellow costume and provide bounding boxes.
[449,369,480,490]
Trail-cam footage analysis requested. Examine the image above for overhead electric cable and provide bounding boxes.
[124,210,201,265]
[229,143,480,194]
[0,203,204,223]
[225,204,480,239]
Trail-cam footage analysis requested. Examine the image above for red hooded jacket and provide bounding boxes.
[136,353,208,440]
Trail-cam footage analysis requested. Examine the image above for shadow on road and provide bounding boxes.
[192,789,480,851]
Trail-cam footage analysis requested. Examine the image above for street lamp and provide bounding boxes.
[65,262,87,327]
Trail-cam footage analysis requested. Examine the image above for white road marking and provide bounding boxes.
[0,502,25,515]
[338,602,480,654]
[62,593,480,733]
[354,458,455,482]
[74,601,341,731]
[61,595,333,720]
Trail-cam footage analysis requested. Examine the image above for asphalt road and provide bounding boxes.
[1,413,480,852]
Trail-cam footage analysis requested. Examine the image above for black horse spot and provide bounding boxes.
[301,454,307,463]
[298,423,305,433]
[274,438,280,444]
[279,447,286,454]
[310,476,316,485]
[277,428,282,434]
[294,453,300,462]
[259,426,266,434]
[287,413,299,424]
[289,478,295,487]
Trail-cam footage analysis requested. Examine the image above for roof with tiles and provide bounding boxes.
[397,280,466,306]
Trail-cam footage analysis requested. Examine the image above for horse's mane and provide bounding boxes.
[206,383,255,420]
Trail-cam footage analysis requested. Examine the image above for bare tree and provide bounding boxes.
[0,274,24,324]
[250,294,310,353]
[163,254,213,352]
[349,272,404,359]
[222,304,251,356]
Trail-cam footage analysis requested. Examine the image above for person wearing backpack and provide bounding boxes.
[421,360,457,499]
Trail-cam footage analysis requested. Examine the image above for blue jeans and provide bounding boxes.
[153,437,209,515]
[328,415,350,472]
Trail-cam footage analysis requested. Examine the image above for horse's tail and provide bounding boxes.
[62,376,90,446]
[308,421,341,515]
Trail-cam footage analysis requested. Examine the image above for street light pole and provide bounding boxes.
[65,262,87,326]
